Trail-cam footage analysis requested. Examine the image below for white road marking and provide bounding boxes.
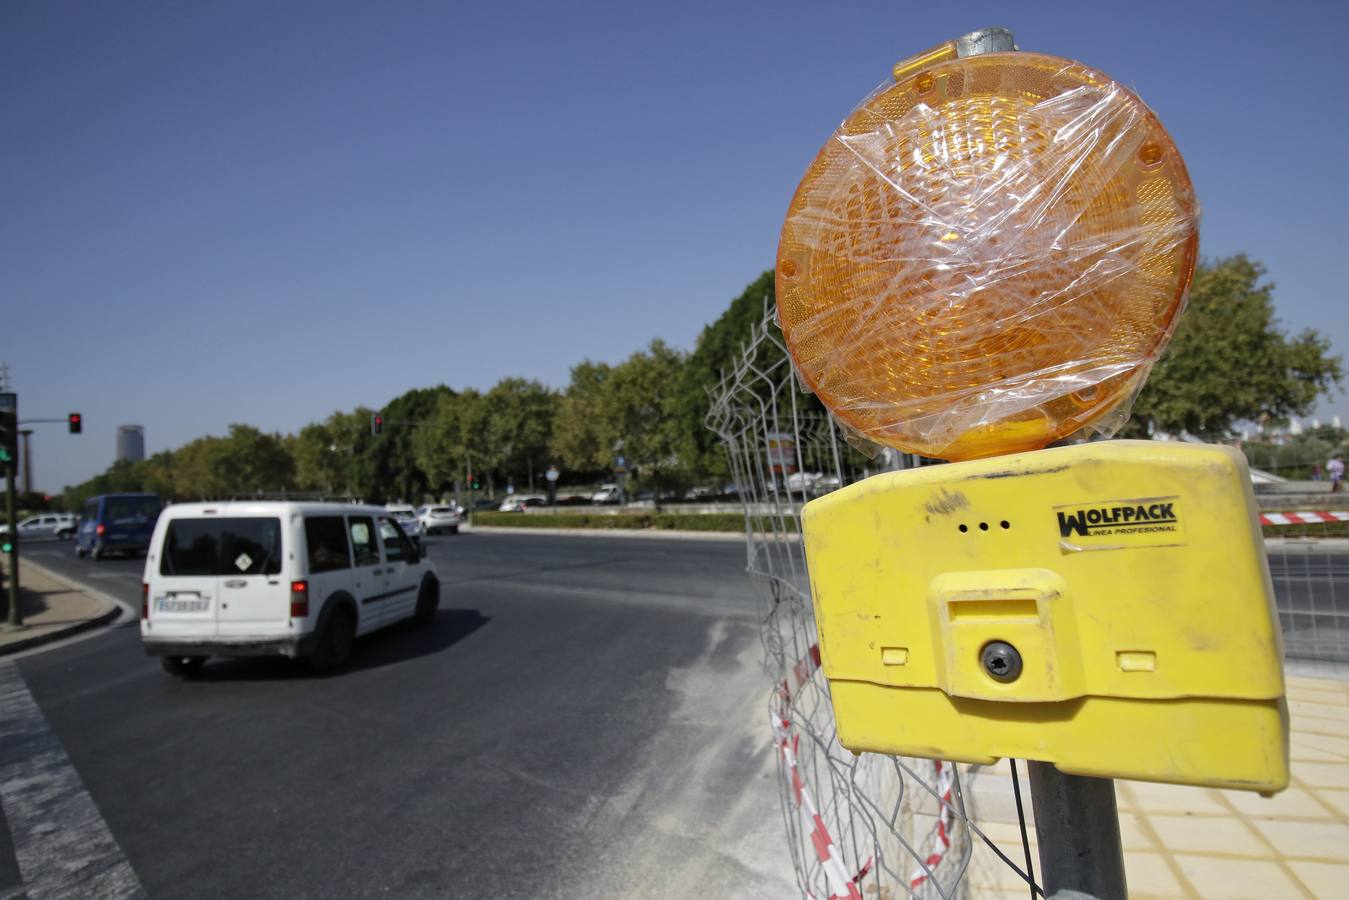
[0,663,145,899]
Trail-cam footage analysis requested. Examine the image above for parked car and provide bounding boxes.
[142,501,439,676]
[0,513,77,541]
[470,498,499,511]
[417,504,462,535]
[385,504,423,538]
[498,495,546,512]
[591,484,622,504]
[75,494,161,559]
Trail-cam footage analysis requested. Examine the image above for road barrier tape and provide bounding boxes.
[1260,510,1349,525]
[773,642,869,900]
[908,760,956,892]
[773,716,868,900]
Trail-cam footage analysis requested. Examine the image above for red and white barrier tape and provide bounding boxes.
[909,760,956,892]
[773,716,868,900]
[1261,510,1349,525]
[774,643,869,900]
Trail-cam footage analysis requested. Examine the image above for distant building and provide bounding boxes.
[117,424,145,463]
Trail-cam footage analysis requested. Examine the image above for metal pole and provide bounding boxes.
[19,430,32,496]
[5,458,21,630]
[1028,762,1127,900]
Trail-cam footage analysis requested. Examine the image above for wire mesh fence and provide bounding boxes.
[706,307,1349,899]
[706,308,1048,899]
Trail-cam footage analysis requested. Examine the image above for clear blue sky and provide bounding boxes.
[5,0,1347,492]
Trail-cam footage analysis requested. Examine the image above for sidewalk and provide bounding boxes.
[0,560,122,656]
[960,674,1349,898]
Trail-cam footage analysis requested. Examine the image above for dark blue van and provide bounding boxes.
[75,494,162,559]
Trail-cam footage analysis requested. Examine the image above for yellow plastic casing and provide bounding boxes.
[802,440,1288,792]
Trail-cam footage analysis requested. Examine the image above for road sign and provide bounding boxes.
[613,455,627,474]
[545,466,559,483]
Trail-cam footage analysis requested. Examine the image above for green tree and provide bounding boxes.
[1126,255,1343,439]
[483,378,558,489]
[553,340,687,488]
[675,271,807,479]
[412,390,481,495]
[365,386,454,503]
[552,360,613,473]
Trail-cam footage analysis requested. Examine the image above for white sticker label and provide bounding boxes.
[234,553,253,571]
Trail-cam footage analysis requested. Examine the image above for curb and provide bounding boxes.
[1263,537,1349,553]
[465,525,745,542]
[0,560,129,658]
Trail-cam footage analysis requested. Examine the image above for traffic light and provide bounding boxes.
[1,538,11,555]
[68,413,82,434]
[0,393,15,465]
[370,414,384,436]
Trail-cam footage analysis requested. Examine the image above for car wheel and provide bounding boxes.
[310,608,356,673]
[161,656,207,677]
[413,575,440,626]
[74,544,85,558]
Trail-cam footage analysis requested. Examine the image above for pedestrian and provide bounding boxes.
[1330,452,1345,494]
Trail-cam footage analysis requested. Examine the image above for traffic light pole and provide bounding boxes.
[4,457,20,631]
[1028,762,1127,900]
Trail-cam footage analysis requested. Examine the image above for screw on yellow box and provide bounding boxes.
[801,440,1288,793]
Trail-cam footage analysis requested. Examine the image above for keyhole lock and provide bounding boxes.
[981,641,1022,683]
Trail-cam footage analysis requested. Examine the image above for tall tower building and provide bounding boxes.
[116,424,145,463]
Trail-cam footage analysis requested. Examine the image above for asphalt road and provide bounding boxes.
[5,533,796,900]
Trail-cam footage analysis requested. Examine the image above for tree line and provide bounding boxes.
[59,256,1343,508]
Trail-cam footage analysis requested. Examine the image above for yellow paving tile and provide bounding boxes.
[1146,813,1271,857]
[1290,699,1349,721]
[1173,855,1306,899]
[1124,851,1187,898]
[1290,762,1349,789]
[1319,789,1349,820]
[1250,818,1349,860]
[1290,741,1349,763]
[1287,861,1349,897]
[1294,733,1349,760]
[1118,812,1158,852]
[1222,786,1338,820]
[1121,781,1230,815]
[1299,717,1349,739]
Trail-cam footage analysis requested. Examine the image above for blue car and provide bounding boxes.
[75,493,162,560]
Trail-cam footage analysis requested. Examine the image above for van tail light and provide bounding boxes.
[290,581,309,618]
[96,523,106,536]
[141,583,149,619]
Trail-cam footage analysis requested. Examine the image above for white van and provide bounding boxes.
[141,502,440,677]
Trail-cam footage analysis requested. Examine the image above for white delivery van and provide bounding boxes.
[141,502,440,677]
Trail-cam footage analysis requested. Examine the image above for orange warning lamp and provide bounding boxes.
[776,37,1199,460]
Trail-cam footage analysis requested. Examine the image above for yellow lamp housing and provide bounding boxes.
[802,440,1288,793]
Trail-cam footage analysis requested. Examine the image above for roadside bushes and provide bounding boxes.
[471,512,744,532]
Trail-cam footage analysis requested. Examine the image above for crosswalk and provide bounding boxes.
[0,663,144,899]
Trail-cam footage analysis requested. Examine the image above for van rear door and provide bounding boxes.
[214,515,288,636]
[156,514,288,634]
[155,517,223,625]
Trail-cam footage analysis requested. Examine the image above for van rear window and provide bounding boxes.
[161,518,283,577]
[105,496,160,523]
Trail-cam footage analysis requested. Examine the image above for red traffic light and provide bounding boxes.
[68,413,82,434]
[370,414,384,436]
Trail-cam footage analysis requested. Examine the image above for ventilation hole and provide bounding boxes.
[979,522,989,531]
[958,524,968,533]
[1000,520,1010,530]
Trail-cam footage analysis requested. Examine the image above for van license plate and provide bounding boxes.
[158,598,208,613]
